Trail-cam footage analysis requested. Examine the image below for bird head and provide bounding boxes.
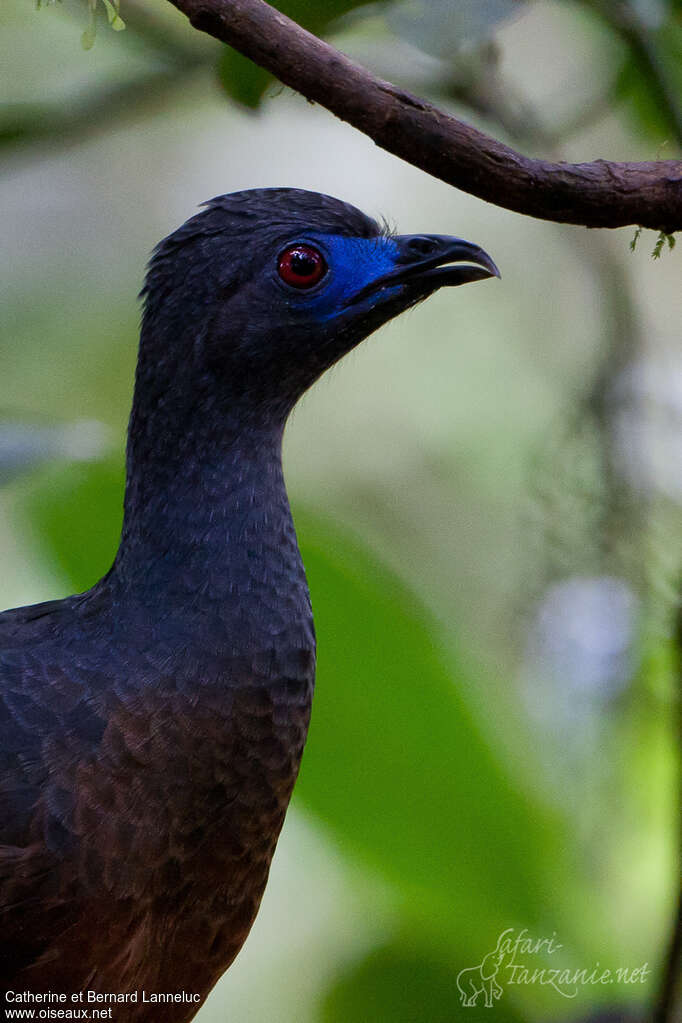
[139,188,499,426]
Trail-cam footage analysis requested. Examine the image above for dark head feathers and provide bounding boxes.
[145,188,378,276]
[201,188,381,238]
[140,189,382,311]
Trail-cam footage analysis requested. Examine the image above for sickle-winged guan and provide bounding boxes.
[0,189,498,1018]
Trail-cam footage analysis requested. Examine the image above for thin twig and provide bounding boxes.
[165,0,682,232]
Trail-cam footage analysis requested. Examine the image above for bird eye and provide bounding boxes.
[277,244,327,289]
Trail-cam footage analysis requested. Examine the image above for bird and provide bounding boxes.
[0,188,498,1019]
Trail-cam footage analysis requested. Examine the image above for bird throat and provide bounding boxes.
[113,403,313,668]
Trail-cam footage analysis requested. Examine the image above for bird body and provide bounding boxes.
[1,438,314,1014]
[0,189,497,1016]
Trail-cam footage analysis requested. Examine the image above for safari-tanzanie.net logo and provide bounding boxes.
[456,928,650,1008]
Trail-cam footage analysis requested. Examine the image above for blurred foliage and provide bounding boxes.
[651,231,676,257]
[218,0,384,107]
[18,458,126,591]
[39,0,125,49]
[321,939,526,1023]
[386,0,524,61]
[611,12,682,142]
[296,510,575,944]
[82,0,126,49]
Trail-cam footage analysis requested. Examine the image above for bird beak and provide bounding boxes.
[351,234,500,307]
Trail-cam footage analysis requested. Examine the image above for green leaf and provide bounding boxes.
[322,939,526,1023]
[651,230,677,257]
[101,0,125,31]
[20,458,125,592]
[217,49,272,109]
[294,510,577,952]
[81,21,97,50]
[615,18,682,142]
[81,0,98,49]
[40,0,125,45]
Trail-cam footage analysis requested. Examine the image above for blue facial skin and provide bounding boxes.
[275,233,402,322]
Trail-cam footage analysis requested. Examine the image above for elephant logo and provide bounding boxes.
[456,936,506,1008]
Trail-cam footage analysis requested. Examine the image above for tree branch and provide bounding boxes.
[166,0,682,233]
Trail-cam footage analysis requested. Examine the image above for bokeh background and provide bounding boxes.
[1,0,680,1020]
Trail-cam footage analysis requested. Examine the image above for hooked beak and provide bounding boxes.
[352,234,500,307]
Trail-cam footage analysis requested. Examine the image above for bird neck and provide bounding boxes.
[113,407,305,622]
[104,309,314,664]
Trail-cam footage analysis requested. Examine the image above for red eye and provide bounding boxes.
[277,244,327,289]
